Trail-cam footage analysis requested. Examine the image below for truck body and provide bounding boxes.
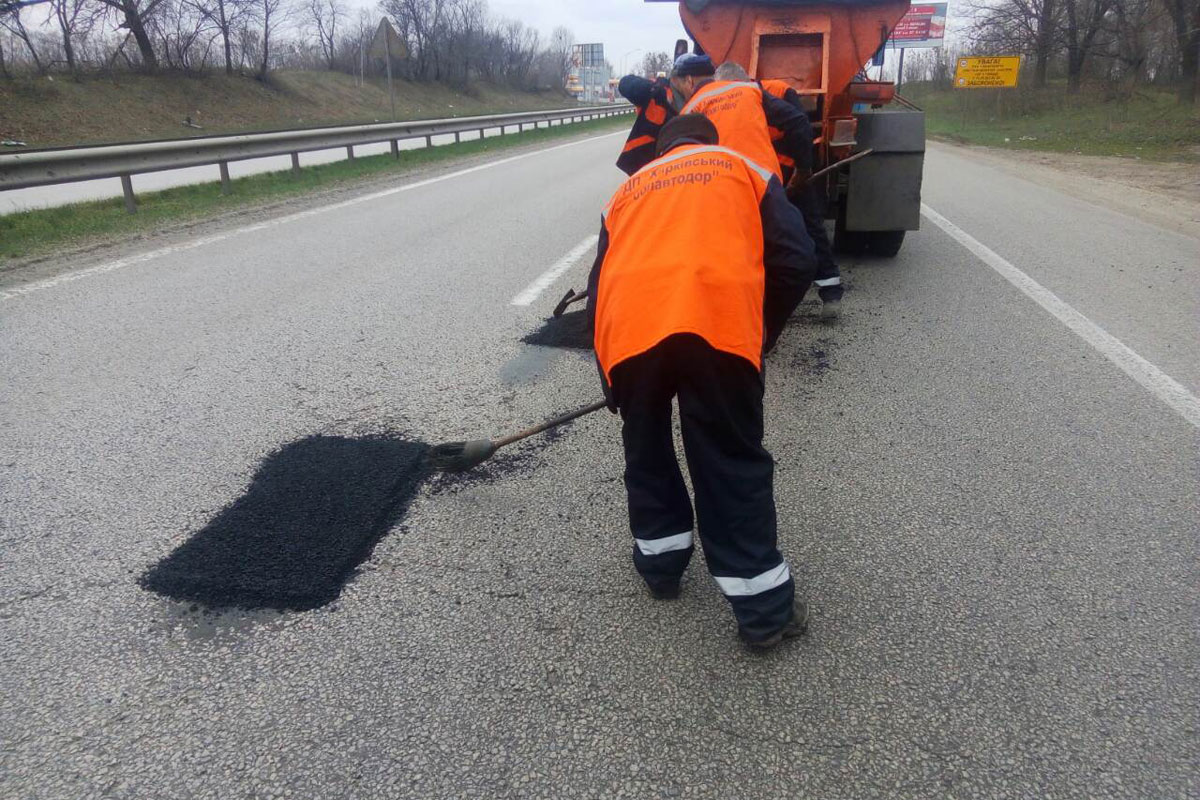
[649,0,925,256]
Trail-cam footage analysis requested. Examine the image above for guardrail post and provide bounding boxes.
[218,161,231,195]
[479,128,485,139]
[120,174,137,214]
[291,152,301,175]
[519,123,524,132]
[390,140,399,159]
[346,145,355,160]
[454,131,461,144]
[425,135,433,148]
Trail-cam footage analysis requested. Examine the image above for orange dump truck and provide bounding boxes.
[648,0,925,256]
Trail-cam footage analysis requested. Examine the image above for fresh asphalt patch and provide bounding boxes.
[521,309,593,350]
[141,434,430,612]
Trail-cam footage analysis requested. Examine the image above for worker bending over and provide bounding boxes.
[587,114,817,648]
[668,54,809,183]
[615,73,681,175]
[756,72,845,319]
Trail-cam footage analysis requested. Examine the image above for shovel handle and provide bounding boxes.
[494,400,609,449]
[805,148,874,184]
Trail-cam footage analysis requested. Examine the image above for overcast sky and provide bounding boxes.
[486,1,686,73]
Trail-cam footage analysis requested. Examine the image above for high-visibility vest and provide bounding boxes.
[759,79,797,175]
[595,144,778,379]
[616,82,676,176]
[681,81,782,180]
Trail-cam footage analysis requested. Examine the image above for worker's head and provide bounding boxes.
[713,61,751,82]
[670,53,715,101]
[656,113,719,157]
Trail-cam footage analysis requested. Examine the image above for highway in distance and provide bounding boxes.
[1,127,1197,798]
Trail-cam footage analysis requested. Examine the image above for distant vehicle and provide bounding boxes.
[648,0,925,256]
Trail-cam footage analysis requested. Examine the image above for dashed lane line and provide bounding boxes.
[0,130,627,303]
[921,203,1200,430]
[510,235,599,307]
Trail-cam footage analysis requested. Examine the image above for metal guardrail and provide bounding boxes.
[0,104,633,212]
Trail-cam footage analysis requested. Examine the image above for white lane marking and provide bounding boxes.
[509,234,599,306]
[1,130,628,303]
[921,203,1200,430]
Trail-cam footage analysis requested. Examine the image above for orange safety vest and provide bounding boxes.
[759,79,797,174]
[681,80,782,180]
[595,144,778,380]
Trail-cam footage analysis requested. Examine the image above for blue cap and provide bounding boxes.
[672,53,715,78]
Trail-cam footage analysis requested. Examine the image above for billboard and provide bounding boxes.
[573,43,605,68]
[891,3,948,49]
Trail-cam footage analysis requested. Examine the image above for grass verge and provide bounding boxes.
[0,115,628,265]
[904,82,1200,161]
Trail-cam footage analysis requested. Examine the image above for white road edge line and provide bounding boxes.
[921,203,1200,430]
[510,234,599,307]
[0,129,628,303]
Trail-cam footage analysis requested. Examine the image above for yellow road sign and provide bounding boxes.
[954,56,1021,89]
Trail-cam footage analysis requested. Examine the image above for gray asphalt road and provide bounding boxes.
[2,128,1197,799]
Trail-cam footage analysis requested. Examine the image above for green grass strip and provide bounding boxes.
[905,83,1199,161]
[1,114,629,264]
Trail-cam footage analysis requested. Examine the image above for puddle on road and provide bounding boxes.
[141,435,430,612]
[498,345,565,387]
[155,599,290,642]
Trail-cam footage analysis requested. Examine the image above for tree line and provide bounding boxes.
[0,0,579,91]
[903,0,1198,103]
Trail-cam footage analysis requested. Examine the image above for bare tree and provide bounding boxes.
[307,0,341,69]
[640,50,671,77]
[93,0,168,68]
[49,0,95,75]
[250,0,291,77]
[380,0,448,80]
[968,0,1062,86]
[1159,0,1199,101]
[188,0,247,74]
[0,5,44,72]
[544,24,572,85]
[1063,0,1114,91]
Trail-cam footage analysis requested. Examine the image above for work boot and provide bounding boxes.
[819,299,841,321]
[742,602,809,650]
[645,580,681,600]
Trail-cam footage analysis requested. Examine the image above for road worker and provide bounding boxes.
[669,55,810,183]
[586,113,817,649]
[615,73,682,175]
[757,73,845,319]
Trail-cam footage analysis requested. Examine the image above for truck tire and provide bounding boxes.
[865,230,906,257]
[833,205,869,255]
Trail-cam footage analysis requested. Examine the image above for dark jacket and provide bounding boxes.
[616,75,679,175]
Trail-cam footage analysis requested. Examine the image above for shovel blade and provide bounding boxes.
[552,288,578,318]
[427,439,498,473]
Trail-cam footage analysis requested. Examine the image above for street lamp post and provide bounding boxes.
[621,48,643,78]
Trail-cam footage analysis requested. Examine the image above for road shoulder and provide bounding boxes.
[927,140,1199,239]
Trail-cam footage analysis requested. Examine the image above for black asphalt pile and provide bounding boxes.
[141,435,430,612]
[521,310,593,350]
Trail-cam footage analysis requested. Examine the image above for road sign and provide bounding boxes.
[369,19,407,62]
[891,3,947,49]
[954,56,1021,89]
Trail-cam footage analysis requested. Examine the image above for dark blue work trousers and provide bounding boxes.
[609,334,796,642]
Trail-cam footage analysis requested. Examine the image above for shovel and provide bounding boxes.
[552,287,589,317]
[428,400,608,472]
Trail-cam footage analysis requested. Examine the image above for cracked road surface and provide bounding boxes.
[1,130,1198,798]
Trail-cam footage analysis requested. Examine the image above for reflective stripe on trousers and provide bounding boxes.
[713,562,791,596]
[635,530,693,556]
